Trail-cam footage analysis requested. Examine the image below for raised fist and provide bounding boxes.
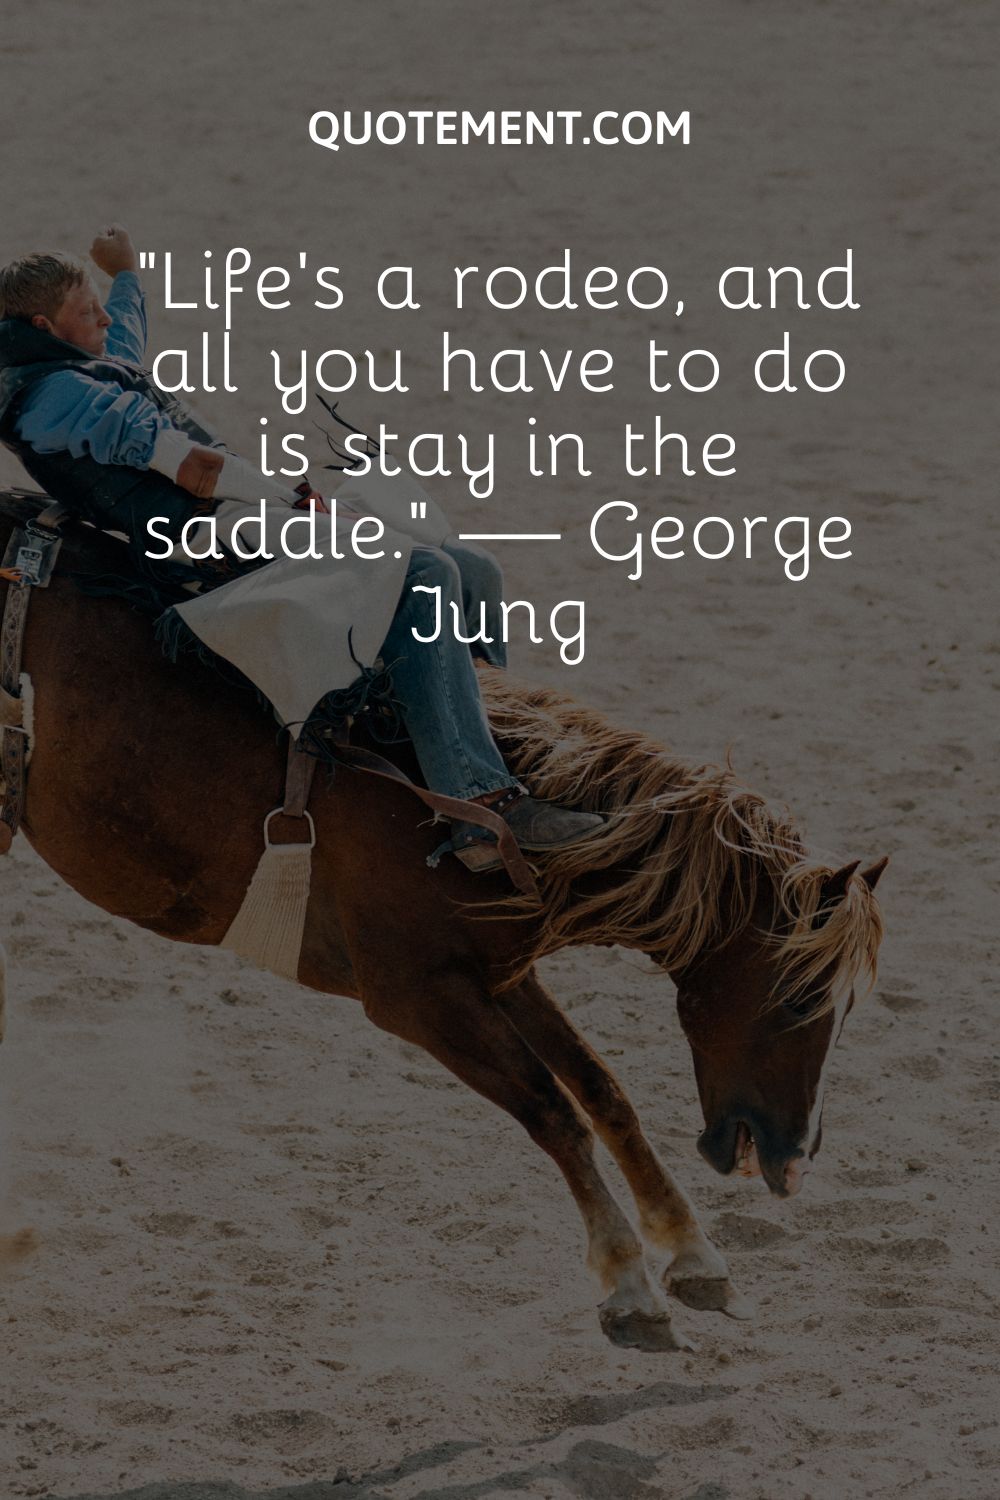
[90,224,139,277]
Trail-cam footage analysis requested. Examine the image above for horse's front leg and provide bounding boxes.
[356,958,695,1352]
[497,972,752,1319]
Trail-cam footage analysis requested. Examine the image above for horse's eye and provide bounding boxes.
[781,991,818,1019]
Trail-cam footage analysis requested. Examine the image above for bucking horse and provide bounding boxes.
[0,489,886,1352]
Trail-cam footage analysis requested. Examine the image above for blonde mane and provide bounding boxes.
[481,671,883,1006]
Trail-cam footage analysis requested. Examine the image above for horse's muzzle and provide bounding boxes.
[698,1114,810,1199]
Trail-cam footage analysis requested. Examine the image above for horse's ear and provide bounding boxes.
[860,855,889,891]
[820,860,861,904]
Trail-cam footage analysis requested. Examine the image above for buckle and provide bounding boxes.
[263,807,316,849]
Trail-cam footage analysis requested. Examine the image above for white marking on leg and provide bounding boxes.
[600,1256,664,1319]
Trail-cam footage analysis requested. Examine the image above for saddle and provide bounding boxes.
[0,490,540,901]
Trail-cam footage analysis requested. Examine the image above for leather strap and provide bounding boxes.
[264,734,318,847]
[0,681,23,728]
[0,581,30,853]
[331,742,541,901]
[0,509,68,851]
[283,734,316,818]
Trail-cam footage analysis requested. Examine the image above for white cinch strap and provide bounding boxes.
[220,742,317,981]
[221,821,315,981]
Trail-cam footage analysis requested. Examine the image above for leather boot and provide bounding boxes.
[451,789,605,874]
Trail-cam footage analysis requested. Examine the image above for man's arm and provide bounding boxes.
[91,226,146,364]
[17,370,292,504]
[104,272,147,364]
[17,372,167,467]
[18,222,297,505]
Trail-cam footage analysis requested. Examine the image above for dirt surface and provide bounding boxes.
[1,2,997,1497]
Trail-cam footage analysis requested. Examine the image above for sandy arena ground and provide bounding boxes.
[1,3,997,1497]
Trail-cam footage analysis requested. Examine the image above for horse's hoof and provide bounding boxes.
[667,1272,755,1320]
[599,1301,696,1353]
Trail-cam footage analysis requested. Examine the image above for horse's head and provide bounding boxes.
[673,857,887,1199]
[477,674,889,1196]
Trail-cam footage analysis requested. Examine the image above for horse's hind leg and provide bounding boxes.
[358,963,694,1352]
[497,972,753,1319]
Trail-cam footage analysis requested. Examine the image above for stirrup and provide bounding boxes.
[426,787,522,873]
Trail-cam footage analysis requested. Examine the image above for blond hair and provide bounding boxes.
[0,251,87,322]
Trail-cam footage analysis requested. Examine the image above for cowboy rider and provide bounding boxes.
[0,226,602,873]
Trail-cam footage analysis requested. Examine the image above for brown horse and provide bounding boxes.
[0,492,886,1352]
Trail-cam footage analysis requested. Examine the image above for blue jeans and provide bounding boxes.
[380,539,519,800]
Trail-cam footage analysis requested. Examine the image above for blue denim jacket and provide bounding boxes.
[16,272,168,467]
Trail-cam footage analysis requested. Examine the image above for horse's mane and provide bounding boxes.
[481,670,883,1008]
